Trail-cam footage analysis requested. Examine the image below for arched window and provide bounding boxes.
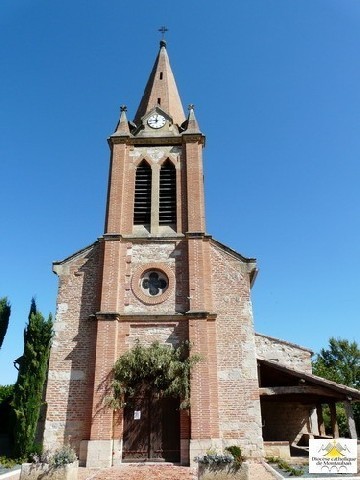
[159,160,176,225]
[134,161,152,225]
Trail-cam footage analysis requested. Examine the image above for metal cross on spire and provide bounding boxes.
[158,26,168,40]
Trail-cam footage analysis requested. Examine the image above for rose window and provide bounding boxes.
[141,271,168,297]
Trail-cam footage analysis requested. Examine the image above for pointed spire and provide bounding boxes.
[134,41,185,126]
[112,105,131,137]
[183,104,201,134]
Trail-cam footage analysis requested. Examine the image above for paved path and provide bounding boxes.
[78,464,198,480]
[249,462,280,479]
[77,462,278,480]
[0,469,21,480]
[0,462,279,480]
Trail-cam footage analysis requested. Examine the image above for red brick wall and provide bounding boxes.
[43,243,101,453]
[210,242,263,456]
[105,143,134,235]
[183,138,205,233]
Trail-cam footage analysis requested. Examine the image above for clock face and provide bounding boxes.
[147,114,166,129]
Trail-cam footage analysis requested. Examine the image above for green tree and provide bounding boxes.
[0,384,14,436]
[110,340,201,410]
[0,384,14,403]
[313,337,359,388]
[12,299,53,458]
[0,297,11,349]
[312,337,360,436]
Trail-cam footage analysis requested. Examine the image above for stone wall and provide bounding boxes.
[255,333,313,373]
[261,401,312,444]
[125,239,189,314]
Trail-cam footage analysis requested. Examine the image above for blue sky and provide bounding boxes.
[1,0,360,385]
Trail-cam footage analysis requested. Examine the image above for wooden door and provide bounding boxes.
[122,394,180,462]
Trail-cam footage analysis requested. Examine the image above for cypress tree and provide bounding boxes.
[12,299,53,458]
[0,297,11,349]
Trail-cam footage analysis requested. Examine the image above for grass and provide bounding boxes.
[0,455,22,469]
[266,456,305,477]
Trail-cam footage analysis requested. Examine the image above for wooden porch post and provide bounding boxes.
[310,407,318,434]
[316,404,326,435]
[328,402,339,438]
[343,400,358,439]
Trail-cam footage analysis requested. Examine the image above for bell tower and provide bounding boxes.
[104,39,205,238]
[86,40,220,467]
[96,38,213,328]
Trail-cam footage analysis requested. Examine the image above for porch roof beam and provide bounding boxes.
[259,386,341,399]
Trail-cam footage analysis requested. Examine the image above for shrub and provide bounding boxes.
[266,456,304,476]
[195,451,234,467]
[30,445,77,467]
[225,445,243,468]
[51,445,77,467]
[195,446,245,470]
[0,456,20,469]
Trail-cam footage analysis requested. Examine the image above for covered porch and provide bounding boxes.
[258,359,360,459]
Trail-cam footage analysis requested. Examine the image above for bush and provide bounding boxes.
[0,456,20,469]
[51,445,77,467]
[267,456,304,476]
[195,445,245,470]
[225,445,243,468]
[195,451,234,467]
[30,445,77,467]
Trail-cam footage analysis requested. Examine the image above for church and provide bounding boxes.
[42,40,359,468]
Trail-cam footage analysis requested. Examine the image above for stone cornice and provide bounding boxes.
[108,136,184,147]
[181,133,205,145]
[100,233,186,242]
[94,311,217,322]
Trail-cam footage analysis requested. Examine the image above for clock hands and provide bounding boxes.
[147,113,166,129]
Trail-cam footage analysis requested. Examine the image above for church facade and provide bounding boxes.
[42,41,359,468]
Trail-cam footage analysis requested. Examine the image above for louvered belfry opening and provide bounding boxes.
[159,160,176,225]
[134,160,152,225]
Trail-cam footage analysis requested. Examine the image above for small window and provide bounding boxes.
[134,161,151,225]
[159,160,176,225]
[141,270,168,297]
[160,72,163,80]
[157,97,161,105]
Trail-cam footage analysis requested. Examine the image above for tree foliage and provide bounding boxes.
[0,384,14,436]
[312,337,360,436]
[110,340,201,410]
[0,297,11,349]
[12,299,53,458]
[312,337,360,388]
[0,384,14,404]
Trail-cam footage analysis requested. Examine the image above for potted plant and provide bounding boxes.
[195,446,249,480]
[20,445,78,480]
